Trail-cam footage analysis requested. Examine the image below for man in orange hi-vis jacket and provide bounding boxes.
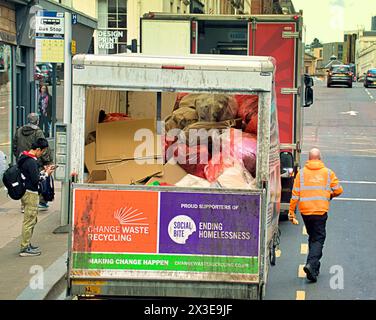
[289,148,343,283]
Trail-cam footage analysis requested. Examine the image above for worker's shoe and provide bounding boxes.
[303,263,317,283]
[19,245,41,257]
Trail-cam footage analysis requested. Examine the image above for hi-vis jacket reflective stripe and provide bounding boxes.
[289,160,343,216]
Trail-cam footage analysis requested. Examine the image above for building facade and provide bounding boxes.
[304,52,317,76]
[343,31,359,65]
[0,1,16,172]
[0,0,96,174]
[96,0,193,55]
[322,42,344,65]
[356,30,376,78]
[94,0,298,55]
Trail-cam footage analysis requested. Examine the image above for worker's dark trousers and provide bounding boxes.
[302,213,328,275]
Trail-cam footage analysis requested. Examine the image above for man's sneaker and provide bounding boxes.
[303,263,317,283]
[38,203,49,211]
[19,246,41,257]
[21,207,24,214]
[30,244,40,251]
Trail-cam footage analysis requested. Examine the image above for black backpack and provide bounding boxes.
[39,175,55,202]
[2,158,28,200]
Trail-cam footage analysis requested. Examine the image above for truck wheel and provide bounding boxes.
[348,83,353,88]
[259,283,266,300]
[327,83,331,88]
[270,245,276,266]
[279,210,289,221]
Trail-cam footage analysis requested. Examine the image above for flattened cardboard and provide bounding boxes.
[146,160,187,185]
[96,119,161,163]
[87,169,114,184]
[108,161,163,185]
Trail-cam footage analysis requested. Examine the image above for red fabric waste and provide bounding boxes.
[173,144,210,179]
[235,94,258,134]
[220,128,257,178]
[103,113,131,122]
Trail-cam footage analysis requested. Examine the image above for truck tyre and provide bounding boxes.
[348,83,353,88]
[327,83,331,88]
[259,283,266,300]
[270,245,276,266]
[279,210,289,221]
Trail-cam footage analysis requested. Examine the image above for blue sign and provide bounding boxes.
[37,10,64,18]
[72,14,78,25]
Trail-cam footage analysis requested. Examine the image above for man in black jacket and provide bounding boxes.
[18,138,55,257]
[13,113,53,211]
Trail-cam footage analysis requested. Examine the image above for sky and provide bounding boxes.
[293,0,376,44]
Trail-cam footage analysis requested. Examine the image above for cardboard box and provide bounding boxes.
[84,142,106,174]
[87,170,114,184]
[96,119,161,163]
[146,160,187,185]
[108,161,163,185]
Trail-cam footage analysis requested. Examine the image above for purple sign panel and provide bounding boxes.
[159,192,260,257]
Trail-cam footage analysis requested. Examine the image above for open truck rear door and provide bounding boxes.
[67,54,280,300]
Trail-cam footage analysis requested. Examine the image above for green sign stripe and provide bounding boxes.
[72,252,258,274]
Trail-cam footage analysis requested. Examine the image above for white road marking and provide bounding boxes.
[333,198,376,202]
[340,111,358,116]
[340,181,376,185]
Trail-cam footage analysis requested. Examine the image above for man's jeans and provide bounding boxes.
[21,191,39,250]
[302,213,328,275]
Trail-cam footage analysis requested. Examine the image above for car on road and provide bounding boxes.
[327,65,353,88]
[364,69,376,88]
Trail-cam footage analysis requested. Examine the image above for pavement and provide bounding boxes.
[0,182,68,300]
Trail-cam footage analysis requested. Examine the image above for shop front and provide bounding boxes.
[0,1,16,178]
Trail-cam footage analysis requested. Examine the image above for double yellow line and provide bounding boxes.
[297,225,308,300]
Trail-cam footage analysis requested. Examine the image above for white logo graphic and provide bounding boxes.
[168,215,196,244]
[308,176,325,184]
[114,207,148,226]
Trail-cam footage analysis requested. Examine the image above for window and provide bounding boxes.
[319,49,323,58]
[0,43,12,172]
[97,0,128,54]
[332,65,350,72]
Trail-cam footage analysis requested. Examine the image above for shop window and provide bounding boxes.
[97,0,128,54]
[0,43,12,169]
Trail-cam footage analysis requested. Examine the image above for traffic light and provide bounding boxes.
[126,39,138,53]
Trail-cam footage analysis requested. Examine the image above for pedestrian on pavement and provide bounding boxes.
[38,85,52,138]
[288,148,343,282]
[18,138,55,257]
[13,113,53,211]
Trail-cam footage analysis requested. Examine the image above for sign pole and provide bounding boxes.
[54,12,72,234]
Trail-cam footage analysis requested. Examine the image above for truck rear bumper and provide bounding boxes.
[70,279,261,300]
